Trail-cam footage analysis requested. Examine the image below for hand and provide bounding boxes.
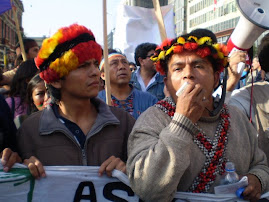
[176,83,209,123]
[227,51,247,91]
[98,156,126,177]
[242,174,261,202]
[1,148,22,172]
[23,156,46,179]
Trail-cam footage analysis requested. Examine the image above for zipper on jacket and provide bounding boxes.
[81,149,87,166]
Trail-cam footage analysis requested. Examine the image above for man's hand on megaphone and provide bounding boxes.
[226,51,247,91]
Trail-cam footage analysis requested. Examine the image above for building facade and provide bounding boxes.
[0,0,23,68]
[187,0,240,43]
[123,0,168,7]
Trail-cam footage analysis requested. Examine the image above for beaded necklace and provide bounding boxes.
[155,97,230,193]
[111,93,134,115]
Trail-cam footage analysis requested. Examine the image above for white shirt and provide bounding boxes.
[136,67,157,92]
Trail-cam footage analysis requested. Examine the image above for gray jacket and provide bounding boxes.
[17,98,135,166]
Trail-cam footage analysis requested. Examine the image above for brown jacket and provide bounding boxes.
[17,98,135,166]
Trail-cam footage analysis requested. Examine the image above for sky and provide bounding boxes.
[21,0,122,45]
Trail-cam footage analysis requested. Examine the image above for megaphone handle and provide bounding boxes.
[237,62,245,75]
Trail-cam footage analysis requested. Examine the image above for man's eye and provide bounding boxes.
[195,65,203,68]
[175,67,182,71]
[94,61,99,67]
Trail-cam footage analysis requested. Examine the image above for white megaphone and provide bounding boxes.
[227,0,269,75]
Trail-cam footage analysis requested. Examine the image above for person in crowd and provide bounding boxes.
[5,59,38,119]
[227,33,269,165]
[129,62,137,72]
[98,49,158,119]
[26,74,48,114]
[15,38,39,60]
[12,74,50,129]
[16,24,135,179]
[246,56,265,85]
[0,38,39,86]
[131,42,165,100]
[127,33,269,201]
[0,94,21,172]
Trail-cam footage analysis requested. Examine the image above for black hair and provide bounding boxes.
[108,48,125,56]
[26,74,44,114]
[258,33,269,73]
[190,28,217,43]
[134,43,157,66]
[15,38,38,53]
[129,62,136,67]
[46,84,61,104]
[9,59,38,108]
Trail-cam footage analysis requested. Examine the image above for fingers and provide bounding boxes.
[243,185,260,202]
[23,156,46,179]
[98,156,126,177]
[242,174,261,202]
[1,148,22,172]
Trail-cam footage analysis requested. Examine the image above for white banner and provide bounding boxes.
[1,164,269,202]
[113,4,176,63]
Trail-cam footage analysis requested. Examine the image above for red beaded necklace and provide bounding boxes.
[155,97,230,193]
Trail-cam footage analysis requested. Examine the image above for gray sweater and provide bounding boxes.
[127,104,269,202]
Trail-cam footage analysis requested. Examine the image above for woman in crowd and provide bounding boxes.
[5,59,38,119]
[26,74,48,114]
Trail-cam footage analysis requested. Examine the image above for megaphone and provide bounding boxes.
[227,0,269,74]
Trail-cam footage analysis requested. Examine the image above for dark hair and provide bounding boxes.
[14,54,23,67]
[9,59,38,108]
[16,38,38,54]
[46,84,61,104]
[129,62,136,67]
[134,43,157,66]
[26,74,44,114]
[108,48,125,56]
[258,33,269,73]
[190,28,217,43]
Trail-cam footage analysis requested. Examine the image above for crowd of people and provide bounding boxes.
[0,23,269,201]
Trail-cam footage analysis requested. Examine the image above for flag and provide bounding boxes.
[113,4,176,63]
[0,0,12,15]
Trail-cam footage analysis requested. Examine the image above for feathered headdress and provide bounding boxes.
[151,35,228,75]
[35,24,102,83]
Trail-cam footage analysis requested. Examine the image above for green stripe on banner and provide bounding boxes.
[0,168,35,202]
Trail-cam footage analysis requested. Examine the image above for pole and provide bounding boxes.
[10,0,27,61]
[103,0,112,106]
[152,0,167,42]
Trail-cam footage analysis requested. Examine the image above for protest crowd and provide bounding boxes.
[1,5,269,202]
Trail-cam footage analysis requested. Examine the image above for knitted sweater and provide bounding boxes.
[127,103,269,202]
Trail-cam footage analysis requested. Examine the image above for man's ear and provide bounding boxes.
[214,71,220,89]
[100,71,105,80]
[164,76,167,86]
[138,57,143,66]
[50,80,62,89]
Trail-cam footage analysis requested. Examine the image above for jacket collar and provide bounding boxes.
[39,97,120,136]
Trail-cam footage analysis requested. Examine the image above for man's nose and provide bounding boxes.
[118,62,127,70]
[183,65,194,80]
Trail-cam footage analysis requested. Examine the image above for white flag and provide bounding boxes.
[113,4,176,63]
